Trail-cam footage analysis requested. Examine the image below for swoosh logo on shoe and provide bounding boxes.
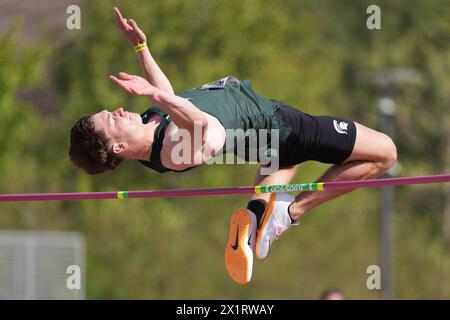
[247,231,253,247]
[231,225,239,250]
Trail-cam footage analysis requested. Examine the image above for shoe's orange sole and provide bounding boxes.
[255,192,277,259]
[225,209,252,285]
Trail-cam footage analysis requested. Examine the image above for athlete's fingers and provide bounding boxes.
[129,19,146,40]
[113,7,124,20]
[129,19,139,30]
[124,19,132,32]
[118,72,133,80]
[110,75,126,87]
[114,7,132,32]
[109,75,120,84]
[113,7,125,28]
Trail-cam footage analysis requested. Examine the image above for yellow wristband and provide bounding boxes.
[134,42,147,53]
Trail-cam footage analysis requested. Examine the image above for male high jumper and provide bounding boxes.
[69,8,397,284]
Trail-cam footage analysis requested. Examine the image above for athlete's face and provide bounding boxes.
[91,107,142,152]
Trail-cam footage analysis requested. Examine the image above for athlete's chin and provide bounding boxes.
[127,113,136,123]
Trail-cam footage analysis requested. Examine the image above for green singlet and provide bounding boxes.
[139,76,292,173]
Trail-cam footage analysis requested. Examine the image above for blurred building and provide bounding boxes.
[0,231,85,300]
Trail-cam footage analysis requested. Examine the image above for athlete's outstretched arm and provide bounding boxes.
[110,72,207,132]
[113,7,175,95]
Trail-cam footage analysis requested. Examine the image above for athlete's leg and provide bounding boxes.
[250,164,298,204]
[254,122,397,260]
[225,164,298,284]
[288,123,397,220]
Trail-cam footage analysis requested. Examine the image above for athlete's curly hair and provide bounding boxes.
[69,116,123,174]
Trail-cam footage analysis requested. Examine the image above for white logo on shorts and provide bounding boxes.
[333,120,349,134]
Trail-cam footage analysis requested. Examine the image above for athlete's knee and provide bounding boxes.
[383,135,397,167]
[378,134,397,172]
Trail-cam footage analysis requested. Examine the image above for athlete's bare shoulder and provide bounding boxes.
[159,111,226,171]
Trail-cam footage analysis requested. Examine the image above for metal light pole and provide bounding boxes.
[368,69,421,300]
[378,96,396,300]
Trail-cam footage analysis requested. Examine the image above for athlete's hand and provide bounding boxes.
[110,72,156,96]
[113,7,147,46]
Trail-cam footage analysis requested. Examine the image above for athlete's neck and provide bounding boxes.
[128,115,161,162]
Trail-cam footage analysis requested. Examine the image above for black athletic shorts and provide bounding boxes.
[272,102,357,167]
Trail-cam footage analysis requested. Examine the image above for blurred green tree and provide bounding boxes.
[0,0,449,299]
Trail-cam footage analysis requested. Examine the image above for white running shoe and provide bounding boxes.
[224,209,257,285]
[255,192,298,260]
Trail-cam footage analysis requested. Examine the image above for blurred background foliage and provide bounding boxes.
[0,0,449,299]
